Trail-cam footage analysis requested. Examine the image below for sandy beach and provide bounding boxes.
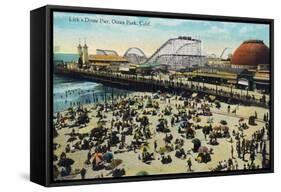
[52,91,270,180]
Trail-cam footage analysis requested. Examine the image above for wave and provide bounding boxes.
[53,81,100,94]
[53,75,131,112]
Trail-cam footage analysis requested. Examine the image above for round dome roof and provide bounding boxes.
[231,40,269,66]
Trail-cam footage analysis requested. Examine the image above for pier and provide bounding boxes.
[54,66,269,108]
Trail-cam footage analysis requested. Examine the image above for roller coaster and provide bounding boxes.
[123,47,147,64]
[124,36,207,70]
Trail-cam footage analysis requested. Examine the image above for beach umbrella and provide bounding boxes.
[220,120,228,125]
[67,137,77,143]
[141,146,148,153]
[136,171,149,176]
[140,143,150,153]
[198,146,209,154]
[103,152,114,162]
[192,138,201,146]
[179,121,187,128]
[208,95,216,101]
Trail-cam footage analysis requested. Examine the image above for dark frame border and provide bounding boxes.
[45,5,274,187]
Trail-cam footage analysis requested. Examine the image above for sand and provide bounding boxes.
[53,91,270,180]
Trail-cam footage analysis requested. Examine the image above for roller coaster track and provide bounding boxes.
[144,37,205,69]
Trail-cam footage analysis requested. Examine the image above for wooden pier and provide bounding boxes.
[54,66,269,108]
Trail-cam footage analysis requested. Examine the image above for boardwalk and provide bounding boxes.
[54,66,269,108]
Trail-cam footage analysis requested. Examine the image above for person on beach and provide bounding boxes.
[53,89,270,179]
[204,131,207,140]
[187,158,192,171]
[236,140,241,159]
[250,152,255,165]
[154,140,157,152]
[227,105,230,113]
[235,159,239,170]
[80,168,86,179]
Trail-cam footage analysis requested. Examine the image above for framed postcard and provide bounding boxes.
[30,5,274,187]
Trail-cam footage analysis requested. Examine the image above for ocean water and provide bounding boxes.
[53,53,131,112]
[53,53,79,63]
[53,75,132,113]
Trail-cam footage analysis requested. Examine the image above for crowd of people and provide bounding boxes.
[52,91,270,180]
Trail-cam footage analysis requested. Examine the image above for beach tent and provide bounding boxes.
[91,153,103,165]
[140,143,150,153]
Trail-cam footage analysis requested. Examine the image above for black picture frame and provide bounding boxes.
[30,5,274,187]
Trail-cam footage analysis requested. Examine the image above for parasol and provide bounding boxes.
[208,95,216,101]
[103,152,114,162]
[192,138,201,146]
[198,146,209,154]
[91,153,103,165]
[220,120,228,125]
[140,143,150,153]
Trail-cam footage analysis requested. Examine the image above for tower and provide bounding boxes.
[83,38,89,66]
[77,43,83,57]
[77,40,83,68]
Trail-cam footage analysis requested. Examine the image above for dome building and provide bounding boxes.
[231,40,269,70]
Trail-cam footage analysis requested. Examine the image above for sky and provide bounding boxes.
[53,11,270,58]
